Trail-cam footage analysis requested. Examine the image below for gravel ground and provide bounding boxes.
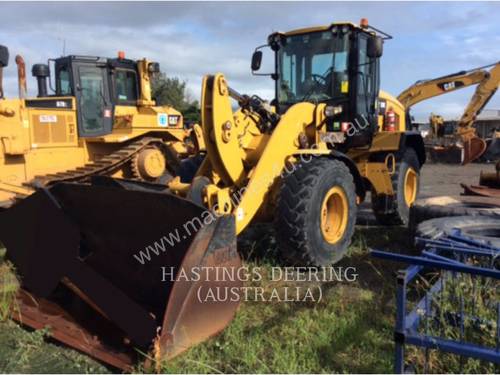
[418,162,493,198]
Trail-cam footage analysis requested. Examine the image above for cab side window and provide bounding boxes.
[57,67,72,96]
[115,69,138,104]
[356,35,378,119]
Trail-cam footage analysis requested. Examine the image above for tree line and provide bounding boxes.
[151,73,200,125]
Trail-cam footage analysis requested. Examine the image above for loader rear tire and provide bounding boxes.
[416,216,500,248]
[372,148,421,226]
[408,195,500,236]
[275,157,357,266]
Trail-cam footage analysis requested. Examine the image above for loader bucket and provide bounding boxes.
[462,136,487,165]
[0,180,241,370]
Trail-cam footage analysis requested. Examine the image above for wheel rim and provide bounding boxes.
[320,186,349,244]
[404,167,418,206]
[139,148,166,179]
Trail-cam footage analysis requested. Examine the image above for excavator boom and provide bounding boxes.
[397,68,488,108]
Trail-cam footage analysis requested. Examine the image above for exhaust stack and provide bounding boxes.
[0,45,9,99]
[32,63,49,98]
[15,55,27,99]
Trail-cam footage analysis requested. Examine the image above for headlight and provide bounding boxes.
[324,105,343,117]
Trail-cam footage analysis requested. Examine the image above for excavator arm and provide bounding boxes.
[457,62,500,138]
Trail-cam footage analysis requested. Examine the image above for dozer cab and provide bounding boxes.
[0,20,425,368]
[0,45,195,207]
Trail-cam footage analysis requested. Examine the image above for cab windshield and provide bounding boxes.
[278,30,350,105]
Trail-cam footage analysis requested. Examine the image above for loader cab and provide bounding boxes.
[252,21,390,148]
[53,55,142,137]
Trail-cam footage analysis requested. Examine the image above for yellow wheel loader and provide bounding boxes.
[0,46,194,207]
[0,20,425,368]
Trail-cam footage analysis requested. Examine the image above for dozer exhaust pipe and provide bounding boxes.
[0,178,241,369]
[15,55,27,99]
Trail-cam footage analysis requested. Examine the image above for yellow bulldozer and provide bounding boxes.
[0,46,194,207]
[0,19,426,369]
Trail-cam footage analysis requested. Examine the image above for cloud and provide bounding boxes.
[1,1,499,121]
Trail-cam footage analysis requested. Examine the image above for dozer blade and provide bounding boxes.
[0,180,241,370]
[462,136,487,165]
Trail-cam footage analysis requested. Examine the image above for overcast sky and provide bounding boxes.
[1,1,499,121]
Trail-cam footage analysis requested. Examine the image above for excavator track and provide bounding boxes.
[27,137,165,188]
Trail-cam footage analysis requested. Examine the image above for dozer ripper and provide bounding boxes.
[0,20,425,368]
[0,45,195,206]
[397,62,500,164]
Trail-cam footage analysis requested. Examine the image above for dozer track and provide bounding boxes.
[27,137,164,188]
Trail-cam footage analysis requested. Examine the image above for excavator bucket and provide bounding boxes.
[0,178,241,370]
[462,136,487,165]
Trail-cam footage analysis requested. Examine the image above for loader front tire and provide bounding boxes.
[372,148,420,226]
[275,158,357,266]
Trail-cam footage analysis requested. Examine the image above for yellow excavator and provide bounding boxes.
[397,62,500,164]
[0,20,426,368]
[0,45,195,207]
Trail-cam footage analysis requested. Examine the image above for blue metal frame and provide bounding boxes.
[371,231,500,373]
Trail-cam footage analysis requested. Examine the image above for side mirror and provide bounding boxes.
[0,45,9,68]
[251,51,263,71]
[148,62,160,74]
[367,36,383,59]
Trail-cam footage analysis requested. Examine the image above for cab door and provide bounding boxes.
[351,33,380,146]
[73,63,114,137]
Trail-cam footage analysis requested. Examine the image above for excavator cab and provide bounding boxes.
[251,21,387,148]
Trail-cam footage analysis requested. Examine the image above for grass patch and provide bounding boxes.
[0,247,109,374]
[406,271,500,373]
[0,260,18,321]
[162,282,394,373]
[0,320,110,373]
[158,224,401,373]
